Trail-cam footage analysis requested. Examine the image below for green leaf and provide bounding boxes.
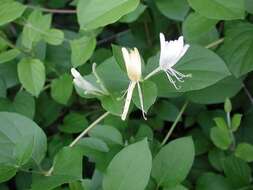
[154,100,180,122]
[0,112,47,182]
[18,58,46,97]
[77,0,140,30]
[59,112,88,134]
[186,76,242,104]
[155,0,189,21]
[151,137,195,187]
[231,113,242,132]
[187,0,245,20]
[164,185,188,190]
[208,148,226,171]
[213,117,227,130]
[132,81,157,113]
[150,45,231,93]
[103,139,152,190]
[196,172,232,190]
[0,78,6,98]
[70,35,96,67]
[120,3,147,23]
[32,147,83,190]
[218,22,253,77]
[21,10,52,49]
[77,137,109,153]
[222,155,251,188]
[43,29,65,45]
[245,0,253,14]
[0,0,26,26]
[100,95,124,116]
[51,74,73,105]
[0,49,20,64]
[183,12,218,45]
[235,143,253,162]
[210,126,231,150]
[89,125,123,145]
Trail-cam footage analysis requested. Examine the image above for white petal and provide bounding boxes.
[121,82,136,120]
[71,68,81,78]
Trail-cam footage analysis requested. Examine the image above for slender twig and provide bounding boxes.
[226,110,236,150]
[161,101,189,146]
[45,112,110,176]
[205,38,224,49]
[69,112,110,147]
[27,5,76,14]
[243,83,253,105]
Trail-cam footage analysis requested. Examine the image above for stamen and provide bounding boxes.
[137,82,147,120]
[121,82,136,120]
[165,71,181,90]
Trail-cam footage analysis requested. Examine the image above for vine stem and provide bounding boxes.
[45,112,110,176]
[69,112,110,147]
[27,5,77,14]
[205,38,224,49]
[161,101,189,146]
[243,83,253,105]
[226,110,236,150]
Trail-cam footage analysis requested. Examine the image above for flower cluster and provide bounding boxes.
[71,33,190,120]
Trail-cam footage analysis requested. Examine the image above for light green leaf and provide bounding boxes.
[187,0,245,20]
[152,137,195,187]
[59,112,88,134]
[235,143,253,162]
[196,172,232,190]
[0,112,47,182]
[77,0,140,30]
[70,35,96,67]
[183,12,219,45]
[208,148,226,171]
[132,81,157,113]
[219,22,253,77]
[43,29,64,45]
[89,125,123,145]
[51,74,73,105]
[155,0,189,21]
[120,3,147,23]
[222,156,251,188]
[0,78,6,98]
[245,0,253,14]
[186,76,242,104]
[0,0,26,26]
[100,95,124,116]
[165,185,188,190]
[231,114,242,132]
[21,10,52,49]
[210,126,231,150]
[0,49,20,64]
[31,147,83,190]
[18,58,45,96]
[103,139,152,190]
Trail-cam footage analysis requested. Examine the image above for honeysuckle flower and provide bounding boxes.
[71,68,106,96]
[121,47,146,121]
[145,33,191,89]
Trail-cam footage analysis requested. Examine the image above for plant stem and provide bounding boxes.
[69,112,110,147]
[144,67,161,80]
[45,112,110,176]
[205,38,224,49]
[161,101,189,146]
[243,83,253,105]
[27,5,76,14]
[226,111,236,150]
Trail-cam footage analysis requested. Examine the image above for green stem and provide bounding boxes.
[205,38,224,49]
[27,5,76,14]
[161,101,189,146]
[69,112,110,147]
[226,111,236,150]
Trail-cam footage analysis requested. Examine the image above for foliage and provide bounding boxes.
[0,0,253,189]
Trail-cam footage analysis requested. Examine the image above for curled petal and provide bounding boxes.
[121,82,136,120]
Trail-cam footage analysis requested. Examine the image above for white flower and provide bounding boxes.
[145,33,191,89]
[121,47,146,121]
[71,68,105,96]
[159,33,191,89]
